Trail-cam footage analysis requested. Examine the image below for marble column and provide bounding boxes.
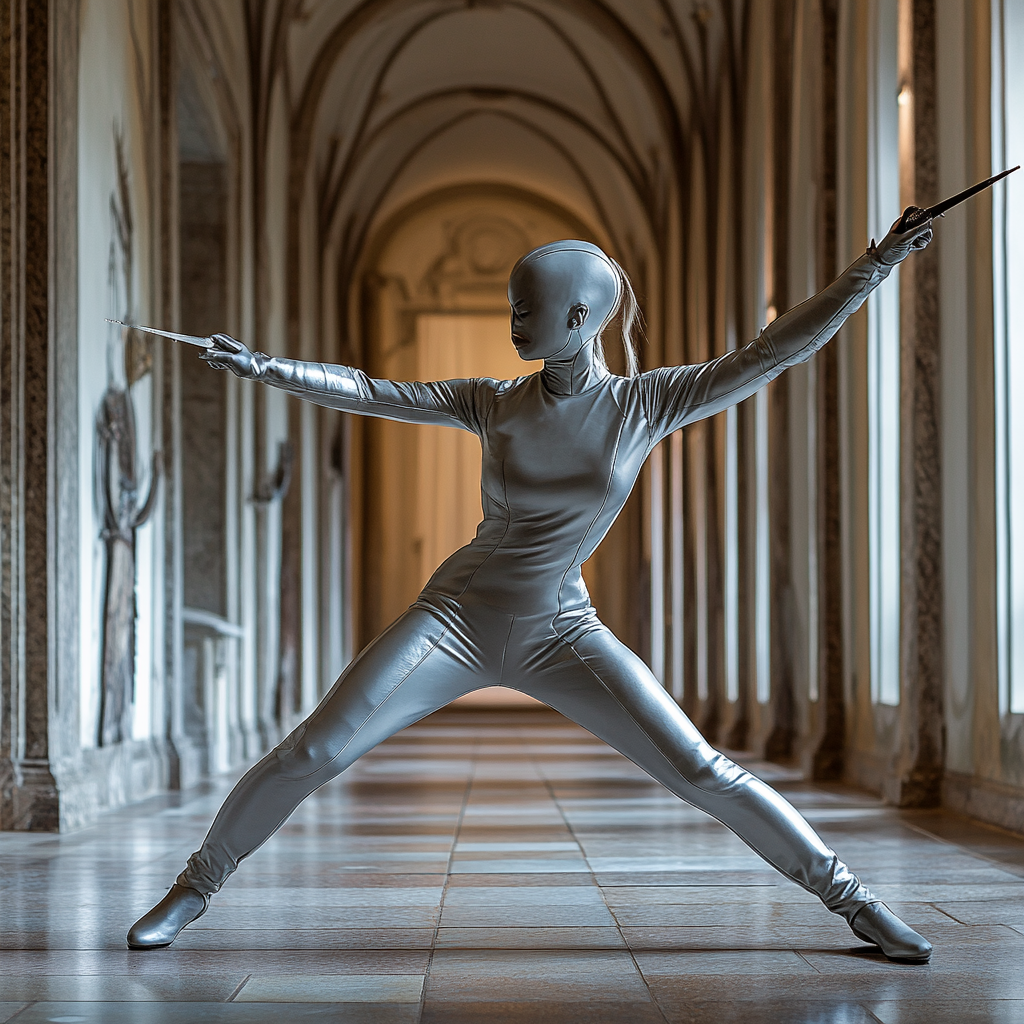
[703,418,726,741]
[811,0,847,780]
[765,0,797,761]
[156,0,196,790]
[889,0,945,807]
[0,0,81,830]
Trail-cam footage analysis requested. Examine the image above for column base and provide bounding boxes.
[0,758,60,831]
[942,771,1024,835]
[882,767,943,809]
[0,738,173,832]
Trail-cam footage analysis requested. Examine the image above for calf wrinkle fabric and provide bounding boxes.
[176,245,897,926]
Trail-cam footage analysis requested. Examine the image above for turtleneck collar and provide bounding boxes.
[540,339,610,396]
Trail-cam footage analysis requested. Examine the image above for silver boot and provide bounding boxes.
[850,902,932,962]
[127,883,209,950]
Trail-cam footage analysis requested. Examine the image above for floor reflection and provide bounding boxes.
[1,709,1022,1023]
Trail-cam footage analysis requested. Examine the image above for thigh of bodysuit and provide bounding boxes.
[284,603,512,772]
[504,614,737,794]
[499,615,860,914]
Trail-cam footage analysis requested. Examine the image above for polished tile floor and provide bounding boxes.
[2,709,1024,1023]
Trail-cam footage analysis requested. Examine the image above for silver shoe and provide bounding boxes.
[127,883,209,950]
[850,901,932,962]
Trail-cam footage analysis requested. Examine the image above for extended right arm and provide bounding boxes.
[201,342,487,434]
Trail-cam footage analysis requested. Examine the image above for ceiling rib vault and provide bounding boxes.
[271,0,740,353]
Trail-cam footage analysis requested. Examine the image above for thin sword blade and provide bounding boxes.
[106,319,214,349]
[925,165,1019,219]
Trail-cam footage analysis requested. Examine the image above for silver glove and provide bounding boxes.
[870,209,933,266]
[199,333,270,379]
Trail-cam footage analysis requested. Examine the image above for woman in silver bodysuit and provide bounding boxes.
[128,217,934,961]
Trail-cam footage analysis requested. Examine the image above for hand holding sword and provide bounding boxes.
[894,165,1019,233]
[868,164,1019,264]
[105,321,261,378]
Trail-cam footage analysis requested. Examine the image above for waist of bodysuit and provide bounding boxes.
[417,543,592,617]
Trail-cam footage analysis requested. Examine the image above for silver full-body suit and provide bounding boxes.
[172,244,899,926]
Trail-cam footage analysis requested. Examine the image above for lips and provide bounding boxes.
[512,334,529,347]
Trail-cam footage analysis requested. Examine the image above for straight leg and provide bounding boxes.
[516,618,873,920]
[178,606,493,895]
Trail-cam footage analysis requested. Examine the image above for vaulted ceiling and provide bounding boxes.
[279,0,743,286]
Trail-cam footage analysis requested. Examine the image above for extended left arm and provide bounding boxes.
[641,215,932,438]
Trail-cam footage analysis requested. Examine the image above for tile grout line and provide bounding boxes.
[532,725,672,1024]
[930,903,967,924]
[417,730,477,1024]
[225,973,252,1002]
[794,949,822,974]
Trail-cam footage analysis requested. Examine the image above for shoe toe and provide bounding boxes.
[851,903,932,962]
[126,885,207,950]
[126,920,171,950]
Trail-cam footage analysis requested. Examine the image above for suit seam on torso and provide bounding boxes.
[479,379,498,436]
[449,460,512,602]
[640,376,658,446]
[556,411,628,617]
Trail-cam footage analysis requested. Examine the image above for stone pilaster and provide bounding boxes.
[811,0,847,780]
[0,0,57,830]
[889,0,945,807]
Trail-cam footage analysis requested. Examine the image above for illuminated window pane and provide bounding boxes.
[994,0,1024,715]
[867,0,901,706]
[755,388,770,704]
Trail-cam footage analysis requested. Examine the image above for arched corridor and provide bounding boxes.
[1,0,1024,1019]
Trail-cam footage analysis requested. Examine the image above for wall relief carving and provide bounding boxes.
[420,214,530,304]
[96,127,161,747]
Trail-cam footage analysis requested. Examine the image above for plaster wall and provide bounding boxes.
[77,0,160,751]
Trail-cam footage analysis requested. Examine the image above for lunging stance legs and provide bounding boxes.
[129,601,928,960]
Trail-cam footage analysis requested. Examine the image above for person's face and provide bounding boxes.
[507,260,589,362]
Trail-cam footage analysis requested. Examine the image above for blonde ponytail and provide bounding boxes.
[595,257,643,376]
[612,258,642,376]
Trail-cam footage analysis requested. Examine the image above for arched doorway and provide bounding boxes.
[355,186,613,704]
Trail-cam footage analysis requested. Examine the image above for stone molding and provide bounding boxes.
[942,770,1024,836]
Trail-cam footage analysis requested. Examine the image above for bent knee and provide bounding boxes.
[672,745,750,794]
[274,721,350,779]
